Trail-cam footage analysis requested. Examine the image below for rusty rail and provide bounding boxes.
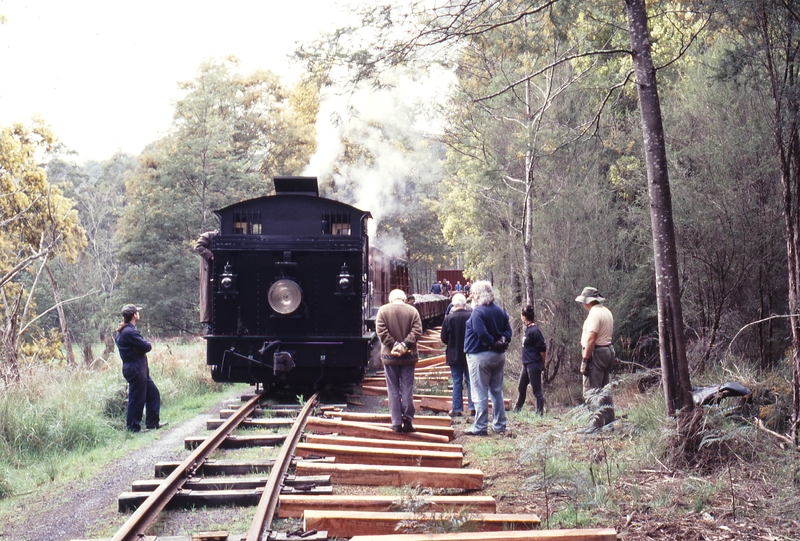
[111,392,266,541]
[246,392,319,541]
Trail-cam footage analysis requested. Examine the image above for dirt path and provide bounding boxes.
[2,396,232,541]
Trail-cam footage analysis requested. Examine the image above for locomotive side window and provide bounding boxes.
[233,211,262,235]
[322,211,351,235]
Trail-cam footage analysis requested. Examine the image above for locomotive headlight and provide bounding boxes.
[221,276,233,289]
[268,279,302,314]
[336,263,354,295]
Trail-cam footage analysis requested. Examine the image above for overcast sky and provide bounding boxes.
[0,0,353,162]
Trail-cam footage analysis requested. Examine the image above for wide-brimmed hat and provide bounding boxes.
[575,287,605,304]
[121,304,141,318]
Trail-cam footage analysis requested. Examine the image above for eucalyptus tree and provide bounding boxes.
[46,153,138,364]
[0,121,87,382]
[299,0,708,413]
[117,58,317,332]
[663,53,786,372]
[712,0,800,442]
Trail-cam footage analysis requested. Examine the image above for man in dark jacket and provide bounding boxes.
[115,304,165,432]
[194,230,218,335]
[463,281,512,436]
[376,289,423,432]
[440,293,474,417]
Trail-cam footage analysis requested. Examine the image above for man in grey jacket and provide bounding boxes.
[376,289,423,432]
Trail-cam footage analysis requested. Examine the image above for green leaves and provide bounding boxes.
[116,58,316,332]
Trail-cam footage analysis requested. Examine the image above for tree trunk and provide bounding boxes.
[101,332,116,359]
[521,14,536,312]
[625,0,693,414]
[82,341,94,365]
[775,81,800,444]
[0,296,22,384]
[522,63,536,311]
[45,264,76,366]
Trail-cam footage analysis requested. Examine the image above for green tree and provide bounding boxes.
[0,121,86,381]
[46,152,138,364]
[714,0,800,442]
[117,58,316,332]
[299,0,705,412]
[664,49,786,371]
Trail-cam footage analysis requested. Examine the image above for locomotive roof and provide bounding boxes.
[213,193,371,218]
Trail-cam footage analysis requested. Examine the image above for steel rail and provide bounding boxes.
[111,391,266,541]
[246,392,319,541]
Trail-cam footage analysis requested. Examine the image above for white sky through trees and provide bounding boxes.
[0,0,350,162]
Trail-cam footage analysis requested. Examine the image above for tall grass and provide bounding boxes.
[0,339,228,498]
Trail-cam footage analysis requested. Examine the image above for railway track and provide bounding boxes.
[75,330,616,541]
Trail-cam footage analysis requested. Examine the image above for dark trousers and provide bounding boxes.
[516,363,544,413]
[384,363,416,428]
[122,362,161,431]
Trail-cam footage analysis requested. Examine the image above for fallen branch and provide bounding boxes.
[753,418,799,450]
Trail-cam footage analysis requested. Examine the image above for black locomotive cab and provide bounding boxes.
[206,176,377,392]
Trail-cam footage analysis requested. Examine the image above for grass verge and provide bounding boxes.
[0,339,240,503]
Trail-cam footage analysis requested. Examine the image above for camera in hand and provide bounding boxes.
[493,336,510,352]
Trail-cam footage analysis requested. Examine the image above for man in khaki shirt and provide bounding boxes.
[575,286,615,395]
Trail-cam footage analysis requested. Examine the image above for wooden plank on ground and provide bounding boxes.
[323,411,452,427]
[365,423,455,439]
[361,385,389,396]
[304,510,539,537]
[416,354,446,368]
[306,416,451,443]
[155,460,272,477]
[347,530,618,541]
[184,434,286,449]
[154,457,334,477]
[206,418,293,430]
[416,364,450,373]
[305,435,463,453]
[131,475,330,493]
[278,494,496,518]
[295,442,462,468]
[120,480,336,511]
[294,462,483,490]
[218,408,297,419]
[414,376,452,383]
[420,395,509,413]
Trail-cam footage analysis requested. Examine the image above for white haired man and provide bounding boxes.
[376,289,423,432]
[463,281,512,436]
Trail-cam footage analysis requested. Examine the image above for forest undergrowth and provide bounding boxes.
[0,341,799,539]
[480,355,800,539]
[0,339,225,500]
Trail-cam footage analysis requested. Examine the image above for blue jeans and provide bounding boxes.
[467,351,507,433]
[384,363,416,427]
[122,362,161,431]
[449,363,474,413]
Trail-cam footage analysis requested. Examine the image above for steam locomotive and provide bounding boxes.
[204,176,447,393]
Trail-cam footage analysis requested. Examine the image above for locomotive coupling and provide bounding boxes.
[273,351,295,376]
